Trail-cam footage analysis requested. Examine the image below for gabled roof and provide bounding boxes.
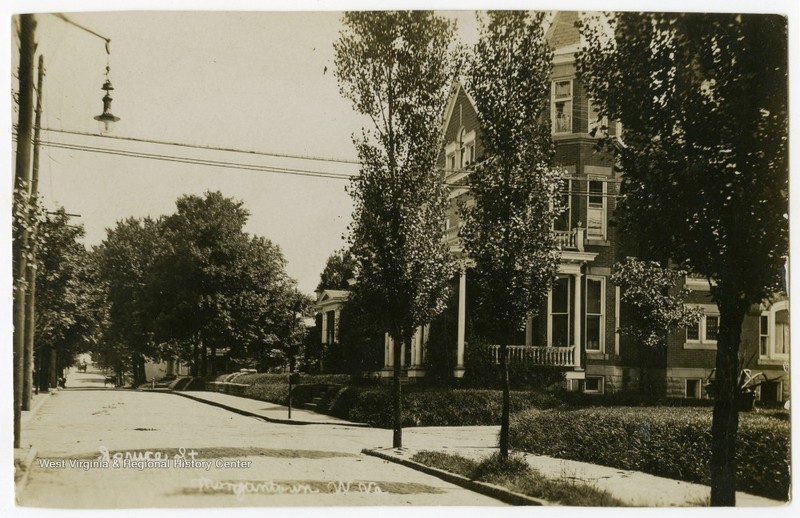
[316,289,350,303]
[438,80,480,152]
[546,11,581,50]
[314,289,350,313]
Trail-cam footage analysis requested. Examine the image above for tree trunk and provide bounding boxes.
[201,339,208,377]
[499,341,510,458]
[392,330,404,448]
[709,293,748,506]
[210,343,217,377]
[192,340,199,377]
[49,347,58,389]
[39,348,49,392]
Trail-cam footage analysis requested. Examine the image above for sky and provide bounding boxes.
[6,0,794,296]
[7,8,484,295]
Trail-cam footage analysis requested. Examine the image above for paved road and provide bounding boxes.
[17,373,504,508]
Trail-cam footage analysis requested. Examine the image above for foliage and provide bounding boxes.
[316,249,357,291]
[578,12,788,504]
[334,11,458,446]
[93,216,164,383]
[150,191,304,375]
[462,10,563,458]
[334,10,457,346]
[90,191,305,381]
[34,208,103,373]
[462,11,562,341]
[510,407,790,501]
[328,286,386,376]
[611,257,703,347]
[411,451,623,506]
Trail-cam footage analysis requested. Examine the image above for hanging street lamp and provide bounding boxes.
[94,75,120,133]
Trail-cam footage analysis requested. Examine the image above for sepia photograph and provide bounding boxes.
[5,0,795,513]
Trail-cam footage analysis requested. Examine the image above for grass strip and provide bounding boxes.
[410,450,624,507]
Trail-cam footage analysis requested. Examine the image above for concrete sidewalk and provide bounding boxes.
[369,446,786,507]
[171,390,369,427]
[176,389,787,507]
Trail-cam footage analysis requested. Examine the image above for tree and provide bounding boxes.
[578,13,788,505]
[94,217,164,385]
[611,257,702,347]
[150,191,301,376]
[461,11,564,458]
[35,209,102,389]
[317,249,357,291]
[334,11,458,447]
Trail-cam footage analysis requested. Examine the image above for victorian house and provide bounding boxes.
[372,11,789,402]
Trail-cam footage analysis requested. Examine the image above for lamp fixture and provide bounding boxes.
[94,65,119,133]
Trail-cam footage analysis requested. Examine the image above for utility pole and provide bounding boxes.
[13,13,36,449]
[23,54,45,410]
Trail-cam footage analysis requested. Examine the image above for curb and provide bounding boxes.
[166,390,371,428]
[362,448,548,506]
[14,445,38,500]
[21,390,54,425]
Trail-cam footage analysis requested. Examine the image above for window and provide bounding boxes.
[553,179,572,232]
[447,153,456,171]
[552,79,572,134]
[760,315,769,356]
[685,309,719,348]
[584,376,604,394]
[760,302,790,359]
[775,309,789,355]
[550,276,570,347]
[586,277,604,352]
[587,179,606,239]
[685,379,702,399]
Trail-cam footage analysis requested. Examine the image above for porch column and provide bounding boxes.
[422,324,430,363]
[400,340,407,368]
[334,308,341,343]
[573,272,583,370]
[525,316,533,347]
[408,326,426,378]
[413,326,423,366]
[381,333,394,378]
[455,268,467,377]
[321,313,328,345]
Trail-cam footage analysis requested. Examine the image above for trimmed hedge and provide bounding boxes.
[509,407,790,501]
[345,388,564,427]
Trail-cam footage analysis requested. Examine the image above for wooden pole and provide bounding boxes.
[13,13,36,448]
[23,54,44,410]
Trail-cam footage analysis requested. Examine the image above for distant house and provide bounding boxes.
[314,289,350,346]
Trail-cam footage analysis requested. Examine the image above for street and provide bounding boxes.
[17,370,504,508]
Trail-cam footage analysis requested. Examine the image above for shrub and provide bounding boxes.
[345,388,564,428]
[509,407,790,501]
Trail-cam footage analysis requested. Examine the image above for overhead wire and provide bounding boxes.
[41,127,362,165]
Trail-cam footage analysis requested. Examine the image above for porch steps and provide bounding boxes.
[297,388,327,411]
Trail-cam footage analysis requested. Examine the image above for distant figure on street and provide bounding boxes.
[58,376,66,389]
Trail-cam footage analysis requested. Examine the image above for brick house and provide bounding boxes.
[374,11,790,402]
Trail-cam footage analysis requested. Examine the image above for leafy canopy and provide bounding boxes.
[334,11,458,341]
[462,11,564,338]
[578,13,788,302]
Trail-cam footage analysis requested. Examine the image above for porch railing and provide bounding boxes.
[488,344,577,367]
[554,226,585,252]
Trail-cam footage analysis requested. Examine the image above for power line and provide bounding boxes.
[27,139,356,181]
[40,127,362,166]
